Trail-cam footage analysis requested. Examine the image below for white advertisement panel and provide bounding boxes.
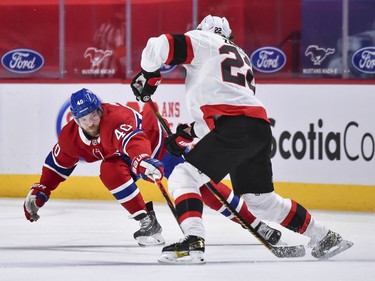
[257,84,374,185]
[0,83,374,185]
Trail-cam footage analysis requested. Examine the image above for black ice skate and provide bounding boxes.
[158,235,205,264]
[311,230,353,259]
[133,201,165,247]
[255,221,282,245]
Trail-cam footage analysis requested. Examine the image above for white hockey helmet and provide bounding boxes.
[196,15,232,39]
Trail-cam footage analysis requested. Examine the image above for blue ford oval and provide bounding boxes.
[250,47,286,73]
[352,47,375,74]
[1,48,44,74]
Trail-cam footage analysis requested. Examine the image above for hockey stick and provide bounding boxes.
[148,99,305,258]
[137,103,181,230]
[154,179,183,233]
[203,181,305,258]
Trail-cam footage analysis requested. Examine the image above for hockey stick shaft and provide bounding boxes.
[148,100,172,135]
[143,102,182,231]
[155,179,181,229]
[202,182,305,257]
[147,99,305,258]
[203,181,270,248]
[148,102,183,231]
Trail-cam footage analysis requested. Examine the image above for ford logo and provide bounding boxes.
[250,47,286,73]
[352,47,375,74]
[1,48,44,73]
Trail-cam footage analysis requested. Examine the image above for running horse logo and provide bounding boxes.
[305,45,335,65]
[84,47,113,67]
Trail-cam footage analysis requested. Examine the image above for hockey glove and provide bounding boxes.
[23,183,51,222]
[165,124,194,157]
[131,69,162,102]
[132,154,164,182]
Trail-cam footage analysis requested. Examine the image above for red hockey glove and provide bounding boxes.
[131,69,162,102]
[165,124,194,157]
[132,154,164,182]
[23,183,51,222]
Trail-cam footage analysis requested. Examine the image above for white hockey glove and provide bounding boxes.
[23,183,50,222]
[132,154,164,182]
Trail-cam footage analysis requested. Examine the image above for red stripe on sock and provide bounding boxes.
[175,193,201,205]
[178,211,202,224]
[281,200,297,227]
[298,212,312,234]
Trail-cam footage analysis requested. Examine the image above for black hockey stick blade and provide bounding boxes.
[270,244,306,258]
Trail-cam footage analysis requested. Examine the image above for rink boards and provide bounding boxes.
[0,83,374,211]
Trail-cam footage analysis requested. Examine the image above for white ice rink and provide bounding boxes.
[1,198,374,281]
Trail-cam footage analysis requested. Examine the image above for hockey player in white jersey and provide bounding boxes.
[131,15,353,264]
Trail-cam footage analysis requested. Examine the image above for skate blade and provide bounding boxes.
[158,251,205,265]
[136,233,165,247]
[317,239,353,260]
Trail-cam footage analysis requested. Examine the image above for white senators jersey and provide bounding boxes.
[140,29,269,138]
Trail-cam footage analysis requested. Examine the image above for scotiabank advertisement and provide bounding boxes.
[257,84,374,185]
[0,83,374,186]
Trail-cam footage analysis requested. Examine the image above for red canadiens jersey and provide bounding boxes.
[140,30,270,138]
[40,102,164,189]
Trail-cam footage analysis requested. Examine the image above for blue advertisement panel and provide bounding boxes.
[301,0,375,78]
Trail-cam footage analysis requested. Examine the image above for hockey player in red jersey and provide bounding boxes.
[23,88,280,249]
[131,15,353,263]
[23,88,166,246]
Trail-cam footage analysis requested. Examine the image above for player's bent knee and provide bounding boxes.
[168,162,209,199]
[243,192,292,222]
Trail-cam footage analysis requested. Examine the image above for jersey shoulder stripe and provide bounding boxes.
[165,34,194,65]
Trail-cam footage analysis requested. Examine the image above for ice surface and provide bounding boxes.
[1,198,374,281]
